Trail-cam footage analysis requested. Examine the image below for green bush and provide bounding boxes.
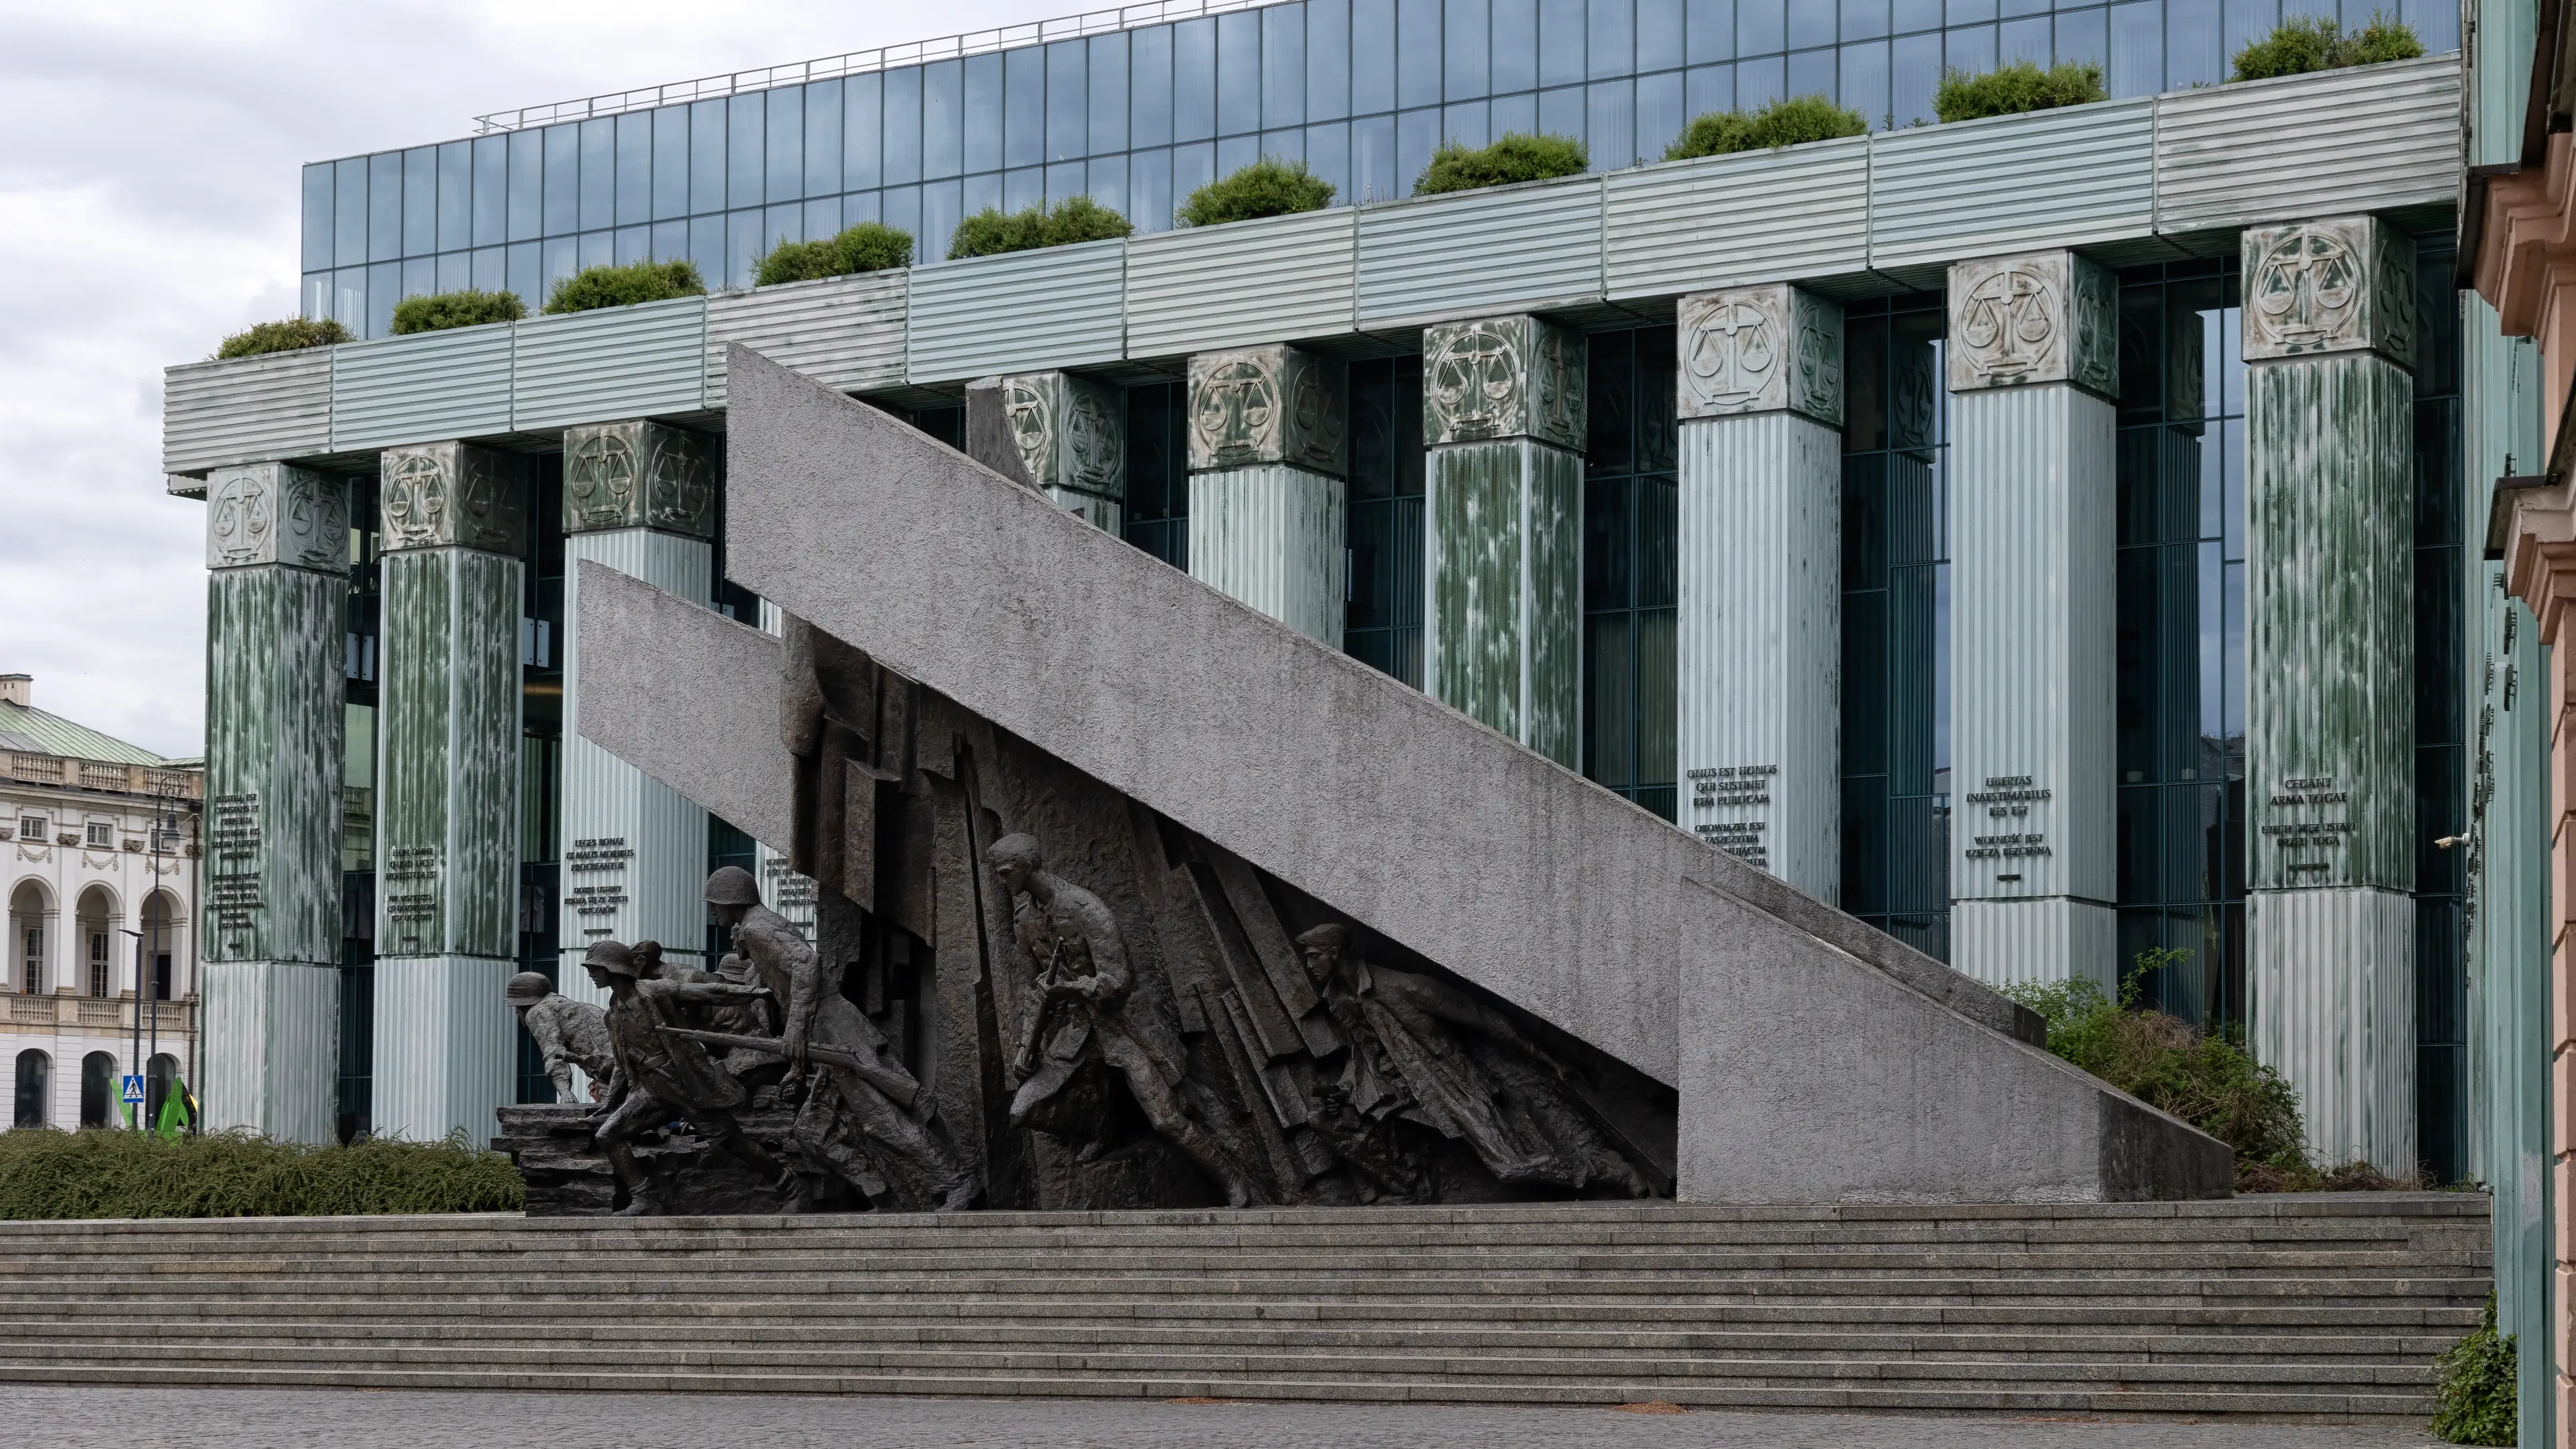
[215,317,352,360]
[541,259,706,315]
[390,288,525,335]
[2005,951,2314,1191]
[947,195,1135,260]
[1666,95,1868,160]
[1934,60,2110,122]
[2430,1292,2517,1445]
[0,1127,524,1219]
[1413,131,1590,196]
[1178,158,1337,227]
[754,221,914,286]
[2233,13,2426,80]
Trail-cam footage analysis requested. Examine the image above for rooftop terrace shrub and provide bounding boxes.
[1665,95,1868,160]
[541,259,706,315]
[948,195,1135,260]
[390,288,525,335]
[215,316,351,360]
[2233,13,2426,80]
[755,221,914,286]
[1178,158,1336,227]
[0,1127,523,1219]
[1933,59,2109,122]
[1412,131,1589,196]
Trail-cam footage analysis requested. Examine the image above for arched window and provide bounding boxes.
[141,890,183,1002]
[74,885,116,1002]
[13,1049,50,1128]
[80,1052,115,1129]
[8,881,48,996]
[146,1053,180,1128]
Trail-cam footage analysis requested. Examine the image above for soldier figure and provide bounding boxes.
[583,938,792,1216]
[507,971,614,1105]
[988,833,1258,1208]
[702,866,977,1212]
[1293,922,1648,1199]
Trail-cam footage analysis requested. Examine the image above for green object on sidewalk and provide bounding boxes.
[155,1080,193,1140]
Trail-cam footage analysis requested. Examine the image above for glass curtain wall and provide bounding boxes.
[1125,382,1190,572]
[2111,260,2244,1031]
[2414,235,2466,1185]
[1347,356,1426,686]
[303,0,2463,335]
[1839,295,1949,960]
[1582,327,1678,820]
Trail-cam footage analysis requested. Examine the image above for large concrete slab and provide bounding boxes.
[578,345,2230,1201]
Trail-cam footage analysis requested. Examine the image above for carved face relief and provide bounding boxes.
[564,427,641,531]
[645,431,714,535]
[209,464,345,572]
[2241,218,2414,368]
[1957,265,2060,384]
[1426,324,1523,442]
[381,450,450,549]
[381,442,527,553]
[1061,386,1124,494]
[1681,294,1782,413]
[1284,354,1346,474]
[1191,356,1281,468]
[1003,378,1057,487]
[207,470,272,568]
[2070,258,2118,400]
[1946,252,2114,396]
[1790,292,1845,427]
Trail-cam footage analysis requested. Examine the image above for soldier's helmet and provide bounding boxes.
[702,865,761,907]
[583,940,643,977]
[505,971,555,1004]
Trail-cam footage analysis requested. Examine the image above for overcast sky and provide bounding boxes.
[0,0,1067,758]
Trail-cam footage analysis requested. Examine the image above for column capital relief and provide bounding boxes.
[2241,215,2416,370]
[1421,314,1586,450]
[1676,284,1845,427]
[379,441,529,555]
[205,462,349,574]
[1187,345,1350,476]
[996,371,1128,500]
[1945,250,2118,398]
[561,421,715,540]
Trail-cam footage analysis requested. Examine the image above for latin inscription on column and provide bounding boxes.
[1689,763,1775,867]
[1961,775,2053,881]
[761,855,817,941]
[209,793,264,935]
[2262,775,2353,880]
[566,835,633,940]
[383,845,443,951]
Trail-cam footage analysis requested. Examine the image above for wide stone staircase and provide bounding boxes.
[0,1194,2487,1421]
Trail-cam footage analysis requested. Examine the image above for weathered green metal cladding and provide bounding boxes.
[377,547,523,960]
[2246,354,2415,893]
[1525,443,1582,769]
[1428,438,1582,769]
[203,565,344,968]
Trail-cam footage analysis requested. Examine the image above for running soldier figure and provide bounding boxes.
[582,938,792,1216]
[507,971,613,1104]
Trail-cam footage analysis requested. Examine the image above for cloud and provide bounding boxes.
[0,0,1063,757]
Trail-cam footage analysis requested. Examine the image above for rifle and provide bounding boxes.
[659,1026,918,1111]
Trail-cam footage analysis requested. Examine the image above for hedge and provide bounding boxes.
[1178,158,1336,227]
[390,288,525,335]
[948,195,1135,260]
[1412,132,1589,196]
[755,221,914,286]
[541,259,706,315]
[0,1127,524,1219]
[1665,95,1867,160]
[215,317,351,360]
[2233,15,2426,80]
[1934,60,2109,122]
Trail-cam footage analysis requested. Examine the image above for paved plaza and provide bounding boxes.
[1,1388,2440,1448]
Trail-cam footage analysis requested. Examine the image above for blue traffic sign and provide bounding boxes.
[119,1075,144,1106]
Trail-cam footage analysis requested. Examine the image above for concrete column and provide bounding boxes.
[1945,252,2120,991]
[1423,315,1585,767]
[1185,345,1350,645]
[990,371,1126,532]
[372,441,527,1147]
[199,463,347,1142]
[2243,217,2420,1173]
[559,422,714,1005]
[1674,286,1843,897]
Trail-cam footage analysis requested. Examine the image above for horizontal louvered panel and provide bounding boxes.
[706,271,907,402]
[330,325,514,451]
[1126,209,1357,360]
[906,239,1126,382]
[511,296,708,431]
[2157,54,2461,235]
[1872,101,2155,269]
[1605,138,1870,301]
[162,350,332,483]
[1358,176,1603,327]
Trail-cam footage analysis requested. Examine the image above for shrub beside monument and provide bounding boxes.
[0,1127,524,1219]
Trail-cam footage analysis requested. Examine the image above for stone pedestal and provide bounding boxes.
[1674,286,1843,896]
[1944,252,2120,990]
[2243,217,2419,1173]
[1187,345,1349,645]
[559,422,714,1003]
[199,462,348,1143]
[1423,316,1585,767]
[372,441,527,1148]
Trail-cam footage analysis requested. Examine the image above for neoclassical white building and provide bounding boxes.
[1,674,201,1130]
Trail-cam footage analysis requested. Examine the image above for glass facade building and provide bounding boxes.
[301,0,2463,337]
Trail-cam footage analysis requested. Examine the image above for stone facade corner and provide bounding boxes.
[2241,216,2417,370]
[1676,284,1844,427]
[380,441,530,555]
[562,421,716,539]
[1423,314,1585,449]
[205,462,350,574]
[1187,345,1349,476]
